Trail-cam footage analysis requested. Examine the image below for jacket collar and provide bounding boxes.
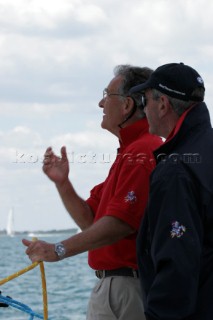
[154,102,211,159]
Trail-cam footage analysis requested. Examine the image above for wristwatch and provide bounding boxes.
[54,242,66,260]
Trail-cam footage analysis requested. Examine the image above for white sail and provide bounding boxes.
[6,208,15,236]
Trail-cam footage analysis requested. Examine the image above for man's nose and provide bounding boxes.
[98,98,104,108]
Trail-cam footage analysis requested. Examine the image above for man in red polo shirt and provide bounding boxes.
[22,65,162,320]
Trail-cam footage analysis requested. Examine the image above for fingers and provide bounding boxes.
[22,239,35,255]
[22,239,42,262]
[45,146,52,154]
[43,147,54,165]
[42,148,59,174]
[22,239,56,263]
[43,146,68,173]
[30,254,40,263]
[43,146,67,165]
[61,146,67,160]
[22,238,32,248]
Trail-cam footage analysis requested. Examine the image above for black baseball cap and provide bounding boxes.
[130,62,205,101]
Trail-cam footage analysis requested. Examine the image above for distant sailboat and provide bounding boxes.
[6,208,15,237]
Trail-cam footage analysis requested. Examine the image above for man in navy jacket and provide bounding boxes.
[130,63,213,320]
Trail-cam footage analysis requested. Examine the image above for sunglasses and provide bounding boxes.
[141,93,147,109]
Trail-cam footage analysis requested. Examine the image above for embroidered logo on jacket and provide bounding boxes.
[170,221,186,238]
[125,191,137,203]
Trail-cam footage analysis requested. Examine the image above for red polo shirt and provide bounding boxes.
[86,118,162,270]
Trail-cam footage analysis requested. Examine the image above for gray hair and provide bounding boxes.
[151,87,205,116]
[113,64,153,117]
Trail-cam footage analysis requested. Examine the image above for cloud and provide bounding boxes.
[0,0,107,36]
[1,125,42,148]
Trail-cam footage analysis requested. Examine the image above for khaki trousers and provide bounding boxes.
[86,276,145,320]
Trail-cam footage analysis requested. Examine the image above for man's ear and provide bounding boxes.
[123,96,135,116]
[158,95,171,119]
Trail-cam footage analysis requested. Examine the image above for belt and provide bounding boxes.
[95,268,139,279]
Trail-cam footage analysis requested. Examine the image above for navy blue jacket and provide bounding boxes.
[137,102,213,320]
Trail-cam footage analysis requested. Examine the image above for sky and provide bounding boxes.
[0,0,213,232]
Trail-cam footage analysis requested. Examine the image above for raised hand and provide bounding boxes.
[42,146,69,185]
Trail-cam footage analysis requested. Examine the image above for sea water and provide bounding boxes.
[0,234,96,320]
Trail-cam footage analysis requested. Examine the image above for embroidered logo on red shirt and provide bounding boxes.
[125,191,137,203]
[170,221,186,238]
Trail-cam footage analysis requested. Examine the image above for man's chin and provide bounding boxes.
[101,121,106,129]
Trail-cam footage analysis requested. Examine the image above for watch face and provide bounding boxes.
[58,245,64,254]
[55,243,66,259]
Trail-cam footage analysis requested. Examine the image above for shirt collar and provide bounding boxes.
[119,118,149,149]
